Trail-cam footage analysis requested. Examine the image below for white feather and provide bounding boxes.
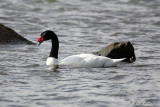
[58,54,124,68]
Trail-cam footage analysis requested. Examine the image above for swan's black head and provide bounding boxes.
[37,30,59,58]
[37,30,58,46]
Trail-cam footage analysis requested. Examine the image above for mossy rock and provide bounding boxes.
[94,42,136,63]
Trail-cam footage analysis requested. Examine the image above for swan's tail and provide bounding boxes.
[112,58,125,66]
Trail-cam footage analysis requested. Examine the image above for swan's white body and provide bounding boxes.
[46,54,125,68]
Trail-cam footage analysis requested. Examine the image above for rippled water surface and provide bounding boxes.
[1,0,160,107]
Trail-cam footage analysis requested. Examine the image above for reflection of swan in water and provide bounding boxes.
[0,24,34,45]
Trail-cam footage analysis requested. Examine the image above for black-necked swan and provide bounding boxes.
[37,30,125,68]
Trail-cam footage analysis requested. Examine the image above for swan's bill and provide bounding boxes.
[37,42,42,46]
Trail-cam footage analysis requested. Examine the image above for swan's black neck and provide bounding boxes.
[49,40,59,58]
[49,33,59,59]
[40,30,59,59]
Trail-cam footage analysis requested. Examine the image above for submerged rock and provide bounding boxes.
[94,42,136,63]
[0,24,34,44]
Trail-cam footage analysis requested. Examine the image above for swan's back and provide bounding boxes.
[59,54,124,68]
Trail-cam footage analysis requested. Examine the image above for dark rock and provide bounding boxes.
[0,24,34,45]
[94,42,136,63]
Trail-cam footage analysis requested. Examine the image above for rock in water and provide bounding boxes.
[0,24,34,44]
[94,42,136,63]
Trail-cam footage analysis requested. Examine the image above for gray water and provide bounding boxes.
[0,0,160,107]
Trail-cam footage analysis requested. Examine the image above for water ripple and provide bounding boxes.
[0,0,160,107]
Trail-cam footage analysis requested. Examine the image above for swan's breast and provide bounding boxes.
[46,57,58,66]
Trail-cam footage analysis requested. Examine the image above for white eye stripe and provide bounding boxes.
[41,31,47,36]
